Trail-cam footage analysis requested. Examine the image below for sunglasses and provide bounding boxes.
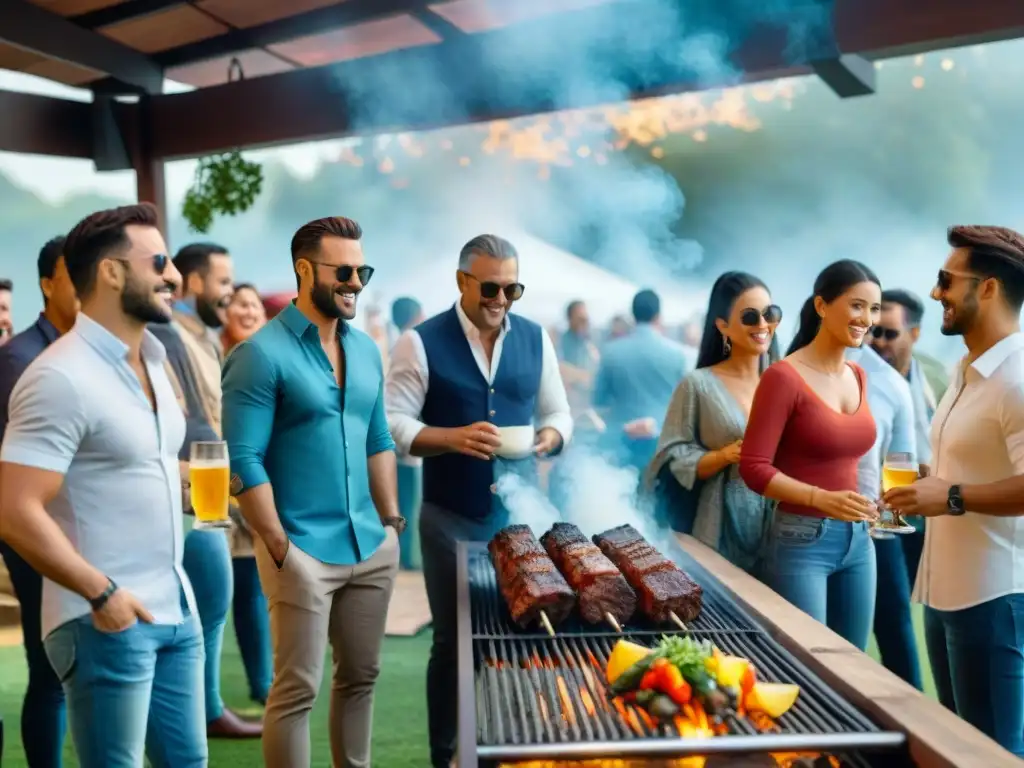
[308,261,375,286]
[739,304,782,326]
[936,269,981,292]
[461,272,525,302]
[116,253,170,273]
[870,326,900,341]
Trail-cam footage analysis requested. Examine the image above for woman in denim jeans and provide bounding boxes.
[740,261,882,649]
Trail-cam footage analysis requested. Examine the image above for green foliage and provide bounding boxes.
[182,151,264,234]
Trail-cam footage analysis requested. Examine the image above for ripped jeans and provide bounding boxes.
[762,511,876,650]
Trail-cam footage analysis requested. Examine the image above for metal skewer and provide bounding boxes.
[668,611,688,632]
[539,610,556,637]
[604,612,623,633]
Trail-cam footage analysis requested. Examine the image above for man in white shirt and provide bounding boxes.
[884,225,1024,757]
[385,235,573,767]
[0,204,206,767]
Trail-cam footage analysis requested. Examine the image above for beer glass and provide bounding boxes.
[872,451,918,538]
[190,441,231,530]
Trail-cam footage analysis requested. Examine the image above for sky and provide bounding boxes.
[0,71,340,205]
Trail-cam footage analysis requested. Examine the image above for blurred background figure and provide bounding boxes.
[222,283,267,353]
[391,296,426,570]
[593,289,694,473]
[558,300,600,419]
[0,279,13,345]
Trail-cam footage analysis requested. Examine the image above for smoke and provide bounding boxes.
[495,446,674,552]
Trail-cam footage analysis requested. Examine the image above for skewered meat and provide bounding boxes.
[489,525,575,628]
[592,524,703,623]
[540,522,637,625]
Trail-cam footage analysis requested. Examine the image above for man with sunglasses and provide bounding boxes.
[884,225,1024,757]
[386,233,573,768]
[0,203,207,767]
[222,216,399,768]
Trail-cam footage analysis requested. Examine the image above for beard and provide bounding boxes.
[941,290,979,337]
[122,273,172,325]
[311,270,357,321]
[196,295,225,329]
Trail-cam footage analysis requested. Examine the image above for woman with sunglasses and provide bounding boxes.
[740,260,881,649]
[646,272,781,573]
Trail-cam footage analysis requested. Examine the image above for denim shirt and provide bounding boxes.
[221,303,395,565]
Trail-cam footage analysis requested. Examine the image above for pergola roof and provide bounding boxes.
[1,0,1023,166]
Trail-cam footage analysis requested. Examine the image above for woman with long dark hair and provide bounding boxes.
[646,272,781,572]
[740,260,881,648]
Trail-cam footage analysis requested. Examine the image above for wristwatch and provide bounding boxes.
[383,516,407,535]
[89,578,118,612]
[947,484,966,516]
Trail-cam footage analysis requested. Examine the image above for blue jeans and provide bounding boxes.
[397,463,423,570]
[182,528,232,722]
[0,541,66,767]
[925,594,1024,757]
[231,556,271,704]
[764,512,876,650]
[872,529,925,689]
[43,613,206,768]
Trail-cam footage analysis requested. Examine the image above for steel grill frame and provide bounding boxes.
[457,541,907,767]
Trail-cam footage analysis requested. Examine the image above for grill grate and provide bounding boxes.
[459,542,907,764]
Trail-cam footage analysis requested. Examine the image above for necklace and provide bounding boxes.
[793,357,845,378]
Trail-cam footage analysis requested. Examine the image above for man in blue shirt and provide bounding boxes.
[222,216,400,768]
[848,342,922,689]
[0,236,78,768]
[592,289,693,472]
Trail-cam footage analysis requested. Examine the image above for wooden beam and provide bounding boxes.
[143,0,1024,160]
[72,0,184,30]
[0,0,163,93]
[812,54,876,98]
[0,90,94,158]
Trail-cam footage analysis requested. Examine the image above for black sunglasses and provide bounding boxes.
[461,272,525,302]
[870,326,900,341]
[739,304,782,326]
[116,253,169,273]
[309,261,375,286]
[936,269,981,292]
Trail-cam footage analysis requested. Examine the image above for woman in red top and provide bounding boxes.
[740,260,881,649]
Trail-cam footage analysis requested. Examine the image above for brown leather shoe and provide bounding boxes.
[207,708,263,739]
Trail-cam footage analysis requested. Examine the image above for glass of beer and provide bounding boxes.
[876,451,918,535]
[190,441,231,530]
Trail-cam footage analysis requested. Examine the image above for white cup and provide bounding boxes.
[495,426,535,460]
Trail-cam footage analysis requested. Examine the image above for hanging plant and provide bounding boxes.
[182,150,264,233]
[181,56,264,234]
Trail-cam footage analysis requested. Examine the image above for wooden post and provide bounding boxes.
[132,93,169,243]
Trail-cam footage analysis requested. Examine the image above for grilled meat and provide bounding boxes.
[489,525,575,628]
[540,522,637,625]
[592,524,703,623]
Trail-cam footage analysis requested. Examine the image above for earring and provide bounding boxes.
[723,336,732,356]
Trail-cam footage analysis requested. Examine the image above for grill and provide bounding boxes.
[456,541,908,767]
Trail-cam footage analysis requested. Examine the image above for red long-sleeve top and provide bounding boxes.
[739,360,876,518]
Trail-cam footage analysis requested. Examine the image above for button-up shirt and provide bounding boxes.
[848,345,917,499]
[914,332,1024,611]
[0,314,60,437]
[221,303,395,565]
[907,356,937,466]
[386,302,573,454]
[1,313,193,637]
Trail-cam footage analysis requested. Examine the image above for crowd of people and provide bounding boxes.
[0,205,1021,768]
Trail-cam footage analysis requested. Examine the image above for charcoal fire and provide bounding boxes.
[593,525,703,624]
[489,525,576,630]
[541,522,637,627]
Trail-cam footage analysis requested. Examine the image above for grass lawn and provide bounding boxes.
[0,607,936,767]
[0,628,431,768]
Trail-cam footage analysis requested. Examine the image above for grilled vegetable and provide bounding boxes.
[744,682,800,718]
[647,693,680,721]
[606,639,653,685]
[609,653,658,695]
[660,662,692,706]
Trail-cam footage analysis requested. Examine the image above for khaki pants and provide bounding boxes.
[254,530,399,768]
